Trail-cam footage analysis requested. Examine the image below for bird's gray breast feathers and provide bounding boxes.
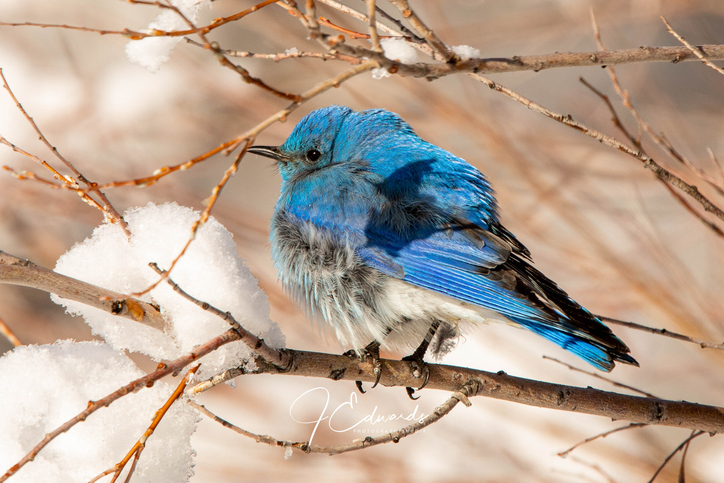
[271,210,393,348]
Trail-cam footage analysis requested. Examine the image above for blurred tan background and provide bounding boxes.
[1,0,723,481]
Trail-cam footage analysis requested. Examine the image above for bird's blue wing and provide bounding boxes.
[357,223,636,372]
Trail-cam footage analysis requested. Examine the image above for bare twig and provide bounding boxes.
[599,316,724,351]
[91,139,240,190]
[369,1,423,43]
[662,17,724,77]
[366,0,382,52]
[468,72,724,223]
[125,140,252,298]
[191,380,479,455]
[0,313,21,347]
[160,0,302,101]
[188,400,283,445]
[678,430,694,482]
[315,0,404,36]
[186,39,360,63]
[543,356,657,398]
[148,263,290,370]
[647,431,705,483]
[0,330,241,482]
[590,13,724,237]
[558,423,647,457]
[304,0,322,39]
[0,0,278,40]
[88,366,199,483]
[0,70,127,232]
[387,0,457,62]
[579,76,724,237]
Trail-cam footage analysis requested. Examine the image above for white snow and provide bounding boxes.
[0,203,286,481]
[0,340,198,482]
[126,0,210,72]
[52,202,285,380]
[380,37,419,64]
[371,67,391,79]
[451,45,481,61]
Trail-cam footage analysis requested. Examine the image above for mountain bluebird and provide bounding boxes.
[249,106,637,386]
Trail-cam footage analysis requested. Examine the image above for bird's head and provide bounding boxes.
[248,105,354,182]
[249,105,418,183]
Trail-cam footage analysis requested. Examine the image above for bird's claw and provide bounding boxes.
[351,341,382,393]
[402,354,430,400]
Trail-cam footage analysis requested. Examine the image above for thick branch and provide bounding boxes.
[248,350,724,434]
[0,251,166,331]
[330,43,724,79]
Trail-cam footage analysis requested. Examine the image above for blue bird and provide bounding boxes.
[249,106,637,383]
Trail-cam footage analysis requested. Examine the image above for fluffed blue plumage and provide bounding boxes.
[249,106,638,372]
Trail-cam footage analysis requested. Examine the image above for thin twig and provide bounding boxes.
[579,76,724,237]
[366,0,382,52]
[191,379,479,455]
[88,366,199,483]
[148,263,290,370]
[0,70,127,232]
[0,313,21,347]
[662,17,724,77]
[369,1,423,43]
[558,423,647,457]
[387,0,457,62]
[186,39,359,63]
[166,0,302,101]
[305,0,321,39]
[647,431,705,483]
[579,77,640,150]
[468,72,724,223]
[599,316,724,351]
[678,430,693,482]
[315,0,404,36]
[543,356,657,398]
[318,16,375,39]
[126,140,252,298]
[593,13,724,197]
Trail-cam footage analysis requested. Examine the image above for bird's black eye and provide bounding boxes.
[306,149,321,162]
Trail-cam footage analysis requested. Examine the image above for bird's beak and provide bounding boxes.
[247,145,290,163]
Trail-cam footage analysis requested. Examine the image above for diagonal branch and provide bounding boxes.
[662,16,724,77]
[467,73,724,223]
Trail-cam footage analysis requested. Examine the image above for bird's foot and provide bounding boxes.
[347,340,382,394]
[401,353,430,400]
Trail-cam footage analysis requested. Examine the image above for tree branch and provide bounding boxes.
[244,350,724,434]
[0,250,166,331]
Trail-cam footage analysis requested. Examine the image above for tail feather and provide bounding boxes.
[502,253,638,371]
